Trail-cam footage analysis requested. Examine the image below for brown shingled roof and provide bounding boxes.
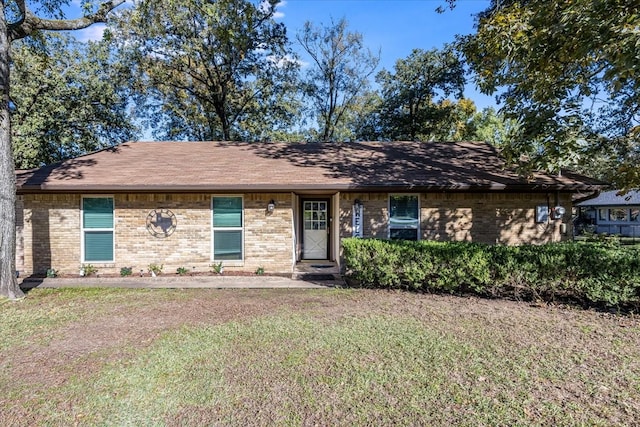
[15,141,606,193]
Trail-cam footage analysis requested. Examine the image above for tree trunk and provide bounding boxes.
[0,12,23,300]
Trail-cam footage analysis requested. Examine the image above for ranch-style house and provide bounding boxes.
[15,141,605,277]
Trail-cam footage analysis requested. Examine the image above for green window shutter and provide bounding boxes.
[84,231,114,261]
[214,230,242,260]
[213,197,242,227]
[83,198,114,228]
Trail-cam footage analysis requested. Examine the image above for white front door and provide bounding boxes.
[303,200,328,259]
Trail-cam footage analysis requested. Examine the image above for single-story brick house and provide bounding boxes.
[575,190,640,237]
[15,141,605,277]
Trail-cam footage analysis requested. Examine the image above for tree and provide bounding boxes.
[297,17,379,142]
[1,0,124,300]
[459,0,640,188]
[371,47,465,141]
[469,107,520,148]
[11,33,137,168]
[109,0,298,141]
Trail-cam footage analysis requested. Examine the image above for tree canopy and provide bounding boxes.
[373,47,465,141]
[297,17,379,142]
[460,0,640,188]
[11,34,137,168]
[109,0,298,141]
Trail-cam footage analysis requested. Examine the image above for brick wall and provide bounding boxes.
[18,192,294,277]
[17,190,572,277]
[339,192,572,244]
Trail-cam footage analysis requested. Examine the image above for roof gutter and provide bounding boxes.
[16,183,606,195]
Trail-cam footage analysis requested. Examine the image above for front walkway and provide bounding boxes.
[20,273,344,290]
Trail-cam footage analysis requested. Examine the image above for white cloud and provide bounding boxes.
[274,0,286,19]
[268,53,307,68]
[76,24,106,42]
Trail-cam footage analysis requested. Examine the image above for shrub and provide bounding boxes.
[80,264,98,277]
[148,263,163,276]
[210,262,224,274]
[342,238,640,311]
[120,267,133,277]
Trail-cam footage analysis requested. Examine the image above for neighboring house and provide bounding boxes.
[575,190,640,237]
[15,141,605,277]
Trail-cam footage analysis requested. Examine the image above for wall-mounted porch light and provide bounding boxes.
[267,199,276,213]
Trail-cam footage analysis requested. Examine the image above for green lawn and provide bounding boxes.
[1,288,639,426]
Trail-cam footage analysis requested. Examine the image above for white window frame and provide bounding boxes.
[211,195,244,263]
[388,194,420,240]
[81,195,115,263]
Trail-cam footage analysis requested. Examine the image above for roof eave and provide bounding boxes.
[16,182,606,194]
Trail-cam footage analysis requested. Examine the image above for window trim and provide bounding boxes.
[81,195,115,263]
[211,195,244,263]
[388,193,420,240]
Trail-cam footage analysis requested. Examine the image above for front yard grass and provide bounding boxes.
[1,288,639,426]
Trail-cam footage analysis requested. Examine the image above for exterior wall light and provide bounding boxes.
[267,199,276,213]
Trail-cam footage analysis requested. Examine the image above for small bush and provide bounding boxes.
[210,262,224,274]
[120,267,133,277]
[148,263,163,276]
[176,267,189,276]
[81,264,98,277]
[342,238,640,311]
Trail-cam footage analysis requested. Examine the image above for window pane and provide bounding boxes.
[390,229,418,241]
[213,197,242,227]
[599,209,607,221]
[390,195,419,229]
[214,230,242,260]
[609,208,627,222]
[83,198,113,228]
[84,231,113,261]
[631,209,639,222]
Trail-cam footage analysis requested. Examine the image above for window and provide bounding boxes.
[598,209,608,221]
[609,208,628,222]
[389,195,419,240]
[82,197,114,262]
[631,209,639,222]
[212,196,243,261]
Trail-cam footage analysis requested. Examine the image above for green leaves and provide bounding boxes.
[356,47,467,142]
[343,238,640,311]
[297,18,380,142]
[460,0,640,188]
[109,0,298,141]
[10,34,137,168]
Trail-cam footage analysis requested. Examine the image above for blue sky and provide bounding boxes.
[275,0,495,108]
[73,0,495,108]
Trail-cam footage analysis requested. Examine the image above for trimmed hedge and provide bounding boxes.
[342,238,640,311]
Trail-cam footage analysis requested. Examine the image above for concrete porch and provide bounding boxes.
[293,260,342,282]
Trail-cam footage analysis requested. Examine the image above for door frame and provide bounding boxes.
[299,197,331,260]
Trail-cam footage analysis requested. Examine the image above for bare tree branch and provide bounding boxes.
[9,0,125,41]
